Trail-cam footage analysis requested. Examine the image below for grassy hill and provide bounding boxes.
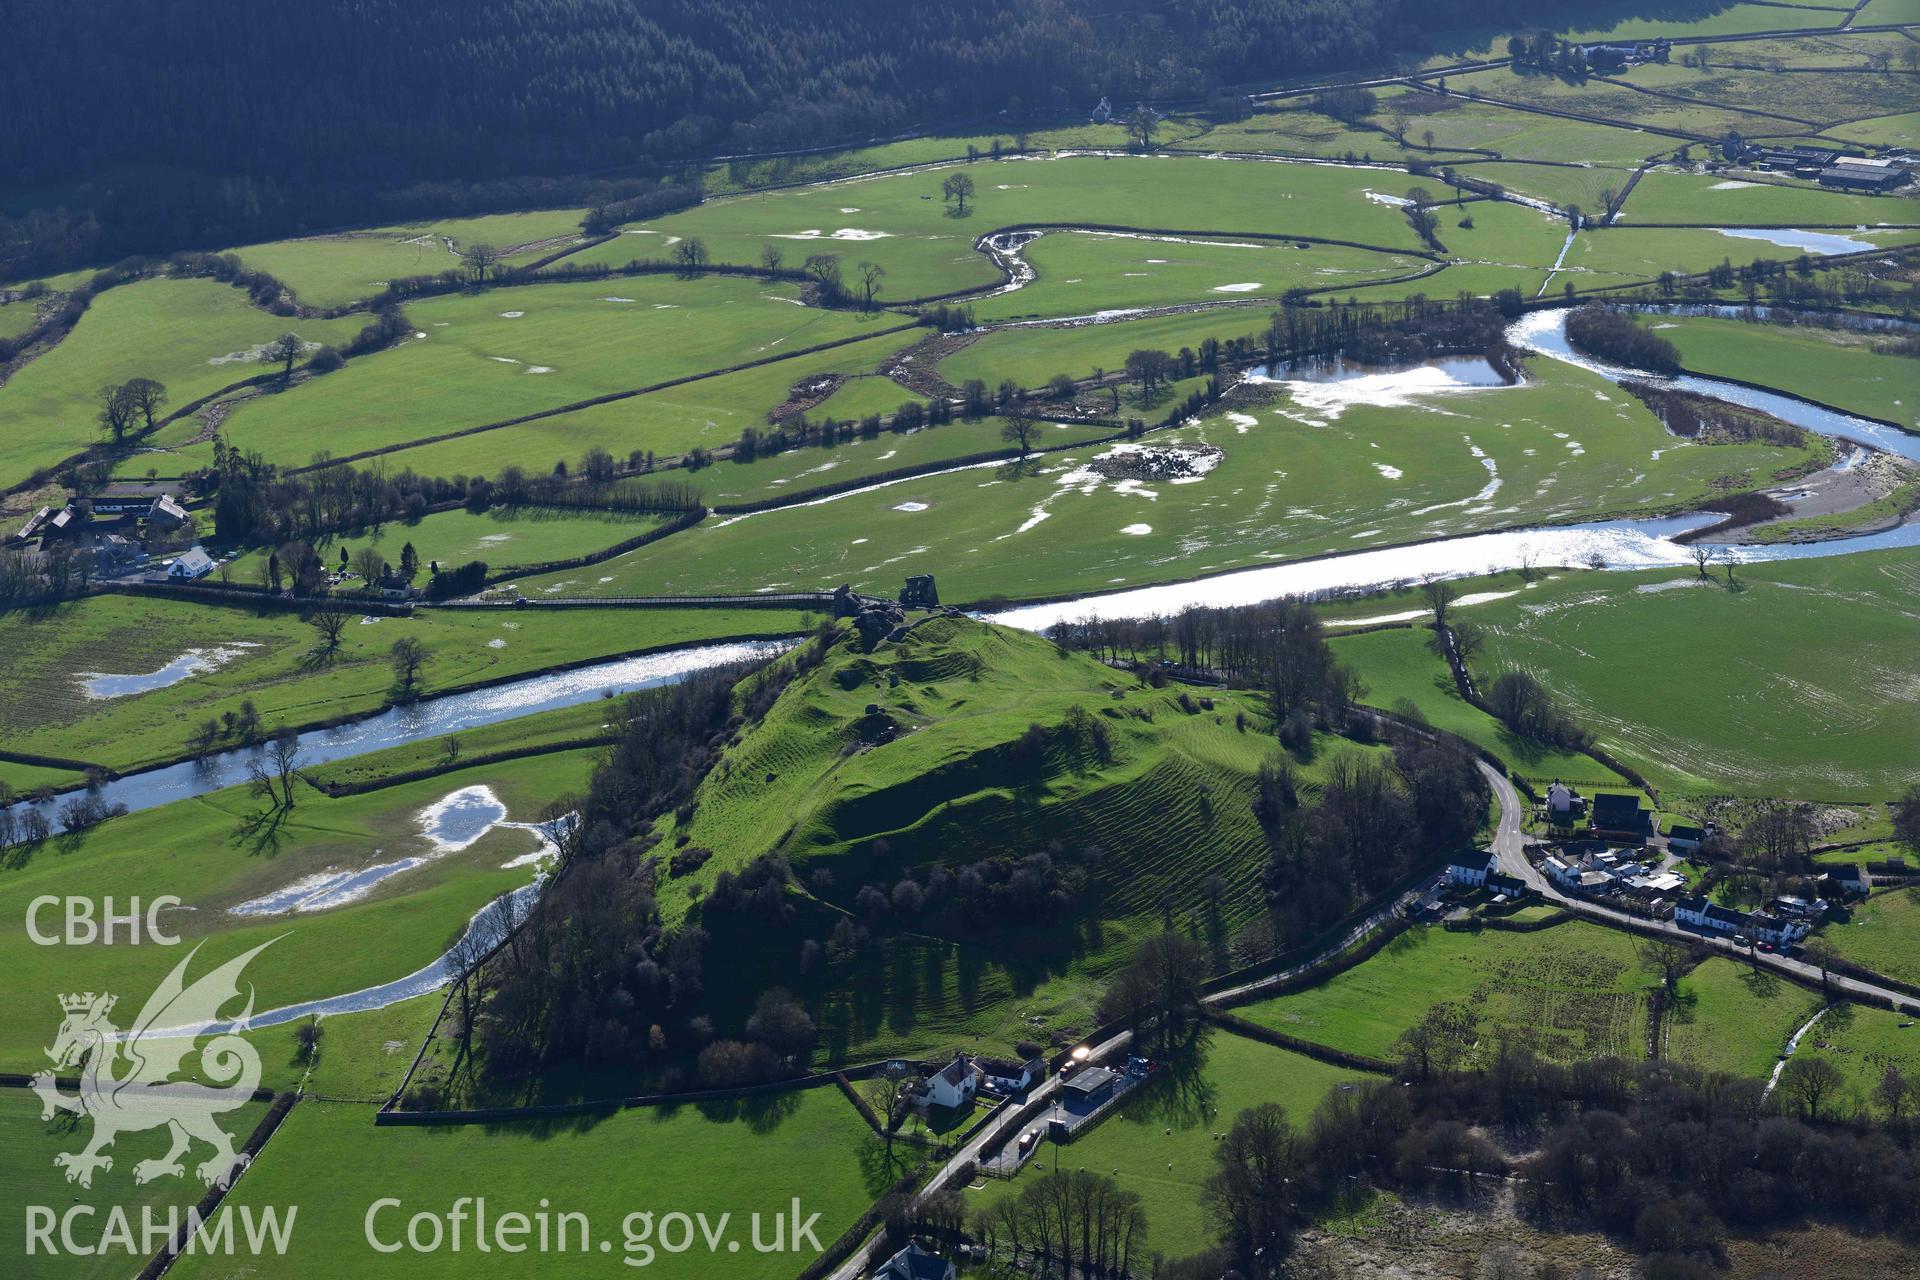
[664,613,1390,1064]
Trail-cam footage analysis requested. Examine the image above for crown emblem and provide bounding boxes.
[60,992,116,1016]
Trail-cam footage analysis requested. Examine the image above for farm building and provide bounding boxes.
[1667,823,1706,854]
[91,480,183,515]
[1486,871,1530,901]
[13,505,53,543]
[1589,793,1652,839]
[1819,157,1908,191]
[1060,1065,1118,1105]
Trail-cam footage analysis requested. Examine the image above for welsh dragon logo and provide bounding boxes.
[32,940,272,1190]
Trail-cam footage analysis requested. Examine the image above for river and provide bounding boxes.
[37,306,1920,1027]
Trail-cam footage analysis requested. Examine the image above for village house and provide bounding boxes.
[1822,863,1870,899]
[918,1054,978,1111]
[1675,895,1809,947]
[1545,781,1585,826]
[91,533,146,576]
[1675,895,1747,936]
[1666,822,1706,855]
[1445,851,1496,888]
[975,1054,1047,1094]
[166,546,216,581]
[148,494,190,530]
[873,1242,957,1280]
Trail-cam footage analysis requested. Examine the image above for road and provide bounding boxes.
[825,879,1429,1277]
[831,772,1906,1277]
[1476,763,1916,1013]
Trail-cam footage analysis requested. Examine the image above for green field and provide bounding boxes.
[974,229,1430,322]
[245,993,448,1099]
[1614,63,1916,131]
[1329,622,1626,787]
[0,278,363,489]
[506,357,1818,605]
[0,751,596,1074]
[1834,110,1920,149]
[311,328,924,480]
[1,1088,274,1280]
[942,309,1275,389]
[1561,3,1853,40]
[1177,98,1459,164]
[1567,224,1920,280]
[225,507,671,584]
[618,154,1429,300]
[1617,170,1920,227]
[1800,1000,1920,1110]
[1382,92,1667,168]
[1453,162,1641,215]
[970,1031,1367,1254]
[1236,921,1657,1064]
[1447,67,1811,143]
[1825,887,1920,991]
[0,296,44,340]
[210,275,898,469]
[1663,957,1822,1079]
[228,210,590,309]
[1468,551,1920,800]
[686,415,1117,507]
[0,596,812,775]
[1658,315,1919,428]
[170,1091,883,1279]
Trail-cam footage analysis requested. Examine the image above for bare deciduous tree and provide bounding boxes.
[461,241,501,282]
[1000,411,1040,458]
[940,171,975,214]
[121,377,168,430]
[261,332,303,380]
[856,260,885,310]
[306,602,349,656]
[389,636,428,698]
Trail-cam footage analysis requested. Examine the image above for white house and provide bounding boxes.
[1546,782,1581,822]
[166,546,215,580]
[1667,823,1706,854]
[920,1054,977,1110]
[977,1055,1047,1094]
[1544,855,1579,890]
[1445,852,1496,888]
[1676,895,1746,936]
